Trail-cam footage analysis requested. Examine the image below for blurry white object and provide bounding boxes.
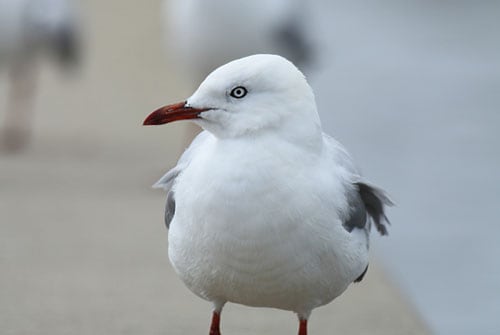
[163,0,314,84]
[0,0,80,151]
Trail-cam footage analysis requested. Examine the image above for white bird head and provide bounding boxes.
[144,54,321,141]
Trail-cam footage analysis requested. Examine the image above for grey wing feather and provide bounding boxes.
[343,181,393,236]
[153,167,180,229]
[345,183,392,284]
[164,189,176,229]
[324,134,393,235]
[343,187,368,232]
[324,134,393,285]
[356,182,393,235]
[153,166,182,229]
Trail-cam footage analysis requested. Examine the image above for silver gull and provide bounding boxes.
[143,54,392,335]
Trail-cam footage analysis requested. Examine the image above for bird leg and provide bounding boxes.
[2,61,38,152]
[209,310,221,335]
[298,318,308,335]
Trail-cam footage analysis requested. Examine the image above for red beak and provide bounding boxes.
[143,101,208,125]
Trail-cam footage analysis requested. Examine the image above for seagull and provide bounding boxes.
[143,54,392,335]
[163,0,314,84]
[0,0,80,151]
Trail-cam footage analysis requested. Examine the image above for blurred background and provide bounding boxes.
[1,0,499,334]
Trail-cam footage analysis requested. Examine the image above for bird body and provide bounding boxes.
[166,132,368,318]
[0,0,79,151]
[163,0,313,82]
[144,54,391,334]
[0,0,78,67]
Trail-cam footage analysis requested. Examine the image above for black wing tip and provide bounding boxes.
[374,212,391,236]
[356,182,393,236]
[354,264,369,283]
[374,218,389,236]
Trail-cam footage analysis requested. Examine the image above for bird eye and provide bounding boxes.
[230,86,247,99]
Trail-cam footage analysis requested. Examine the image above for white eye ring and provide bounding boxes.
[230,86,248,99]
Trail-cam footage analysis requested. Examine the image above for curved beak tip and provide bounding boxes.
[143,112,163,126]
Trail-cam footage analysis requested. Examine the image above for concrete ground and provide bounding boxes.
[1,1,430,334]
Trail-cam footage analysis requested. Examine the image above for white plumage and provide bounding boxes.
[144,54,391,335]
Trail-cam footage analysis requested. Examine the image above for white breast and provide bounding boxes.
[167,137,368,315]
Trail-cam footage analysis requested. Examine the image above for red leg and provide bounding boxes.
[209,311,221,335]
[298,319,308,335]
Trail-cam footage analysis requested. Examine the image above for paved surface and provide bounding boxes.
[1,1,430,334]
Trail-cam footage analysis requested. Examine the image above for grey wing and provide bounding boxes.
[342,185,368,233]
[324,134,392,286]
[324,134,393,235]
[154,167,180,229]
[164,188,176,229]
[356,182,393,236]
[344,182,392,284]
[343,182,393,236]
